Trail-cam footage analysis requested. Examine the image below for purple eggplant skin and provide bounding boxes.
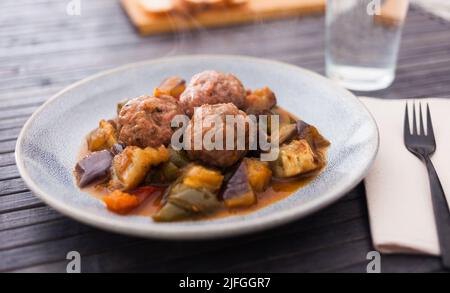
[222,162,256,208]
[296,120,331,150]
[111,143,125,156]
[75,150,113,188]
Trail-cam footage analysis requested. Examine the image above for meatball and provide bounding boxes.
[180,70,246,116]
[118,95,183,148]
[184,103,252,168]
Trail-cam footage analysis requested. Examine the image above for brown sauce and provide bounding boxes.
[78,149,326,221]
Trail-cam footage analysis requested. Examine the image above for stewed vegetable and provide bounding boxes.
[222,158,272,208]
[87,120,118,152]
[109,145,169,190]
[103,186,162,214]
[75,150,113,187]
[153,76,186,100]
[222,162,256,208]
[75,71,330,222]
[153,164,224,221]
[270,139,320,178]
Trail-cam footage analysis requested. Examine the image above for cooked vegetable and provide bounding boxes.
[244,158,272,192]
[168,145,190,168]
[222,162,256,208]
[145,161,180,186]
[169,184,221,212]
[154,184,221,222]
[153,202,193,222]
[111,143,125,156]
[109,145,169,190]
[153,164,223,221]
[272,123,297,146]
[103,186,162,214]
[270,139,319,178]
[272,106,293,125]
[75,150,113,187]
[117,99,130,114]
[245,87,277,115]
[153,76,186,100]
[103,190,140,214]
[182,165,224,191]
[87,120,118,152]
[297,120,331,150]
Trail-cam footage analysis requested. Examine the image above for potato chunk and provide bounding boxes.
[110,145,169,190]
[87,120,118,152]
[270,140,319,178]
[244,87,277,115]
[244,158,272,192]
[182,165,224,191]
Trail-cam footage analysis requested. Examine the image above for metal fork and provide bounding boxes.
[404,102,450,268]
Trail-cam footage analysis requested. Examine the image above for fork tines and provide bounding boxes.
[404,102,435,141]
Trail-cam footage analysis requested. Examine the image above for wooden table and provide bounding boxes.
[1,0,450,273]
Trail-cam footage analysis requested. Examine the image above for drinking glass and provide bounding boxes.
[325,0,409,91]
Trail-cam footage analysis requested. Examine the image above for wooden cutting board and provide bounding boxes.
[121,0,325,36]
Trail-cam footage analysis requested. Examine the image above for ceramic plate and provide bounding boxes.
[15,55,379,240]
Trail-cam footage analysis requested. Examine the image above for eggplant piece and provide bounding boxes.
[270,123,297,146]
[296,120,331,150]
[222,162,256,208]
[270,139,320,178]
[75,150,113,187]
[87,120,118,152]
[264,106,292,136]
[109,145,169,191]
[111,143,125,156]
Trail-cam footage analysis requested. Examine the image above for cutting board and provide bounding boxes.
[121,0,326,36]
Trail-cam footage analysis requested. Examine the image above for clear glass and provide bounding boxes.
[325,0,409,91]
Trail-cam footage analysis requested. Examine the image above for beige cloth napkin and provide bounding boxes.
[360,97,450,256]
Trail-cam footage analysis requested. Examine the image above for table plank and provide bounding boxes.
[1,1,449,273]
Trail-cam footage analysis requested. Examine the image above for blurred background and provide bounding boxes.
[2,0,450,104]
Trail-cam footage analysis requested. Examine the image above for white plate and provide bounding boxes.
[15,55,379,240]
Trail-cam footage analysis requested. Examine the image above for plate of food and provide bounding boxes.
[15,55,378,239]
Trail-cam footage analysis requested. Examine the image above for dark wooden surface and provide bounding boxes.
[1,0,450,273]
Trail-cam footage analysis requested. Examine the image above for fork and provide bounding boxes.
[404,102,450,268]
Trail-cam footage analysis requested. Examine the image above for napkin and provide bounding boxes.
[360,97,450,256]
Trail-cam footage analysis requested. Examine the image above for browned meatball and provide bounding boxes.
[118,95,183,148]
[180,70,246,116]
[184,103,251,168]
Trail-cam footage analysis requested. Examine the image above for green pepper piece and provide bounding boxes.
[168,146,190,168]
[169,184,222,213]
[153,202,193,222]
